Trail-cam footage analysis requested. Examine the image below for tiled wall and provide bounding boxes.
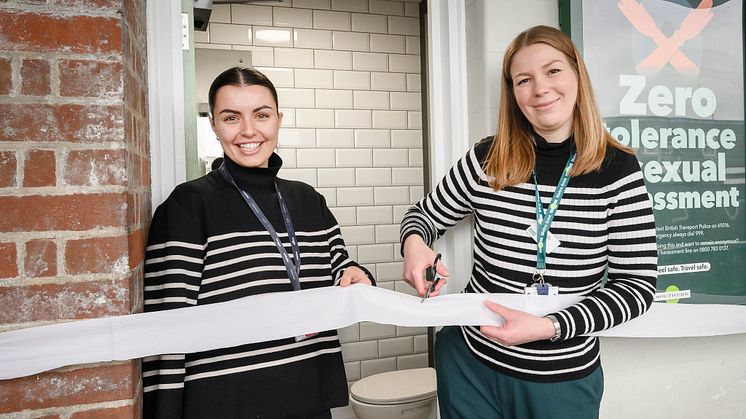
[195,0,427,406]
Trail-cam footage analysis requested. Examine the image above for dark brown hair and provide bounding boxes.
[208,67,279,116]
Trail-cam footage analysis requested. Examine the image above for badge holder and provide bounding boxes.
[524,271,559,296]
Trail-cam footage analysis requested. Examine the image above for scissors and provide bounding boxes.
[421,253,442,303]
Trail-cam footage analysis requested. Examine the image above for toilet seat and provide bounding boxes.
[349,367,437,405]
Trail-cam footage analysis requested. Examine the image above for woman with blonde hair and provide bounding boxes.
[400,25,657,418]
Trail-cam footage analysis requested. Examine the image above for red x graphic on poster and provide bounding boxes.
[618,0,713,77]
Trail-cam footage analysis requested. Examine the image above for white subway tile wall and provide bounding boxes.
[317,128,354,147]
[355,129,390,147]
[314,50,353,70]
[210,3,231,23]
[354,90,389,109]
[210,23,253,45]
[293,0,331,10]
[352,51,389,71]
[316,89,353,108]
[371,71,406,91]
[279,108,296,127]
[253,26,293,47]
[351,13,388,34]
[231,4,273,25]
[293,28,333,49]
[273,7,314,27]
[316,187,337,206]
[201,3,427,413]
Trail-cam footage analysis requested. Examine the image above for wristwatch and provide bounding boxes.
[545,315,561,342]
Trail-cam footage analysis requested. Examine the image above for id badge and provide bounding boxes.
[526,224,561,254]
[524,282,559,296]
[295,332,319,342]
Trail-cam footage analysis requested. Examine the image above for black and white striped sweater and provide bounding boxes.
[143,154,364,418]
[401,136,657,382]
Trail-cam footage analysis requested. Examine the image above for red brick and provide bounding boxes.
[0,363,135,413]
[0,56,11,95]
[0,150,17,187]
[65,235,128,275]
[0,278,131,323]
[0,193,127,232]
[127,228,144,270]
[71,405,134,419]
[24,239,57,278]
[130,268,144,312]
[0,242,18,278]
[126,192,136,227]
[123,0,145,42]
[21,58,51,96]
[0,11,121,55]
[126,149,140,186]
[23,149,56,187]
[55,0,121,8]
[59,59,123,98]
[141,155,150,188]
[0,103,125,143]
[126,191,149,228]
[124,67,144,115]
[64,149,126,186]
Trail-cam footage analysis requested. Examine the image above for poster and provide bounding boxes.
[580,0,745,304]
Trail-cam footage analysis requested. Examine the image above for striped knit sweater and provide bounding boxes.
[143,153,367,418]
[400,135,658,382]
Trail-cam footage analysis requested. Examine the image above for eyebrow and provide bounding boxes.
[218,105,274,115]
[512,59,565,80]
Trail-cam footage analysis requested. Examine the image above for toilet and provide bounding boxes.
[349,367,437,419]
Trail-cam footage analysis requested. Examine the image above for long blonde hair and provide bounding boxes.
[484,25,633,190]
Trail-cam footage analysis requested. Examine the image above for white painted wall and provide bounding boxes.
[147,0,188,210]
[463,1,746,418]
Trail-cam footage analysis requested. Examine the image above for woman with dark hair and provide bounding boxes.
[143,67,374,418]
[400,26,657,418]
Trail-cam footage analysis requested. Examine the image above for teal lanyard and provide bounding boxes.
[531,152,576,283]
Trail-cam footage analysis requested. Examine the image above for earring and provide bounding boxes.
[216,136,220,141]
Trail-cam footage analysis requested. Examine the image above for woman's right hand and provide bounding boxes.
[402,235,449,297]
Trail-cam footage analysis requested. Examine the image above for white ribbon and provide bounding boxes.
[2,284,746,380]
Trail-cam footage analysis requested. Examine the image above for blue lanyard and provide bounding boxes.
[532,152,576,282]
[219,164,302,291]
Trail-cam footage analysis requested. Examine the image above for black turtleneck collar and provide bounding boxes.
[222,152,283,191]
[534,133,574,158]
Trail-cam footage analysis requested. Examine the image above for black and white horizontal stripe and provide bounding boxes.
[401,137,657,382]
[142,154,355,418]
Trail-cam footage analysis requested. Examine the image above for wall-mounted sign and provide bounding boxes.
[564,0,745,304]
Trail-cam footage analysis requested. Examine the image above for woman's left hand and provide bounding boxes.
[339,266,372,286]
[479,300,556,346]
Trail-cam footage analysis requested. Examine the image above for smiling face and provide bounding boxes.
[210,84,283,168]
[510,42,578,142]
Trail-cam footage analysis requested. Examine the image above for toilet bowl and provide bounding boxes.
[349,367,437,419]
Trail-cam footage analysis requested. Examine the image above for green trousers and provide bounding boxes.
[434,326,604,419]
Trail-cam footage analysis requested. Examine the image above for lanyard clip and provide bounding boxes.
[532,271,545,285]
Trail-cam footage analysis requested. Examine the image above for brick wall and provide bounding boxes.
[0,0,149,417]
